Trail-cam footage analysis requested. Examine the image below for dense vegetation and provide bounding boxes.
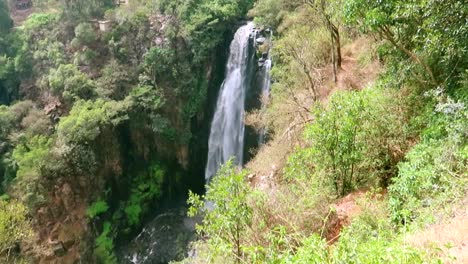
[183,0,467,263]
[0,0,254,262]
[0,0,466,263]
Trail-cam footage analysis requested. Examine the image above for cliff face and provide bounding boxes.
[30,33,237,264]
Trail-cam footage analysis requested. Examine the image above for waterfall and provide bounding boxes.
[258,57,272,144]
[205,22,254,181]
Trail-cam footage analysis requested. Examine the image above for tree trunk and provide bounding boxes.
[330,30,337,83]
[381,26,438,86]
[335,27,342,69]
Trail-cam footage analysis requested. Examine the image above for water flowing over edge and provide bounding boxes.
[205,22,255,181]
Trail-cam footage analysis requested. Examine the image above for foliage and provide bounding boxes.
[87,200,109,219]
[127,85,168,133]
[272,25,330,102]
[158,0,254,62]
[0,0,12,34]
[290,234,329,263]
[10,135,51,210]
[57,99,129,144]
[12,135,52,179]
[60,0,114,20]
[141,47,175,86]
[48,64,96,103]
[73,23,98,46]
[0,200,32,260]
[249,0,301,29]
[188,160,252,262]
[285,87,413,196]
[124,163,165,227]
[94,221,117,264]
[96,60,134,100]
[344,0,468,90]
[332,197,433,264]
[107,13,153,64]
[389,96,467,225]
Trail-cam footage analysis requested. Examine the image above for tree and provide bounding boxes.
[344,0,467,88]
[60,0,114,19]
[0,0,12,34]
[249,0,302,29]
[57,99,129,144]
[48,64,96,103]
[73,22,98,47]
[96,60,134,100]
[188,160,252,262]
[304,0,342,82]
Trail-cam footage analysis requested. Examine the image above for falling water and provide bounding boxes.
[258,57,272,144]
[205,22,254,181]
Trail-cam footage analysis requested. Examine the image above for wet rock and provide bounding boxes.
[256,37,266,45]
[258,58,266,68]
[262,52,269,59]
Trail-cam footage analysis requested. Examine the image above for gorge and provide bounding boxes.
[122,22,272,264]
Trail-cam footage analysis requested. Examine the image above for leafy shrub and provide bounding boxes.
[0,200,32,260]
[188,160,252,262]
[96,60,134,100]
[291,234,329,264]
[389,98,467,225]
[331,194,440,264]
[57,99,130,144]
[249,0,299,29]
[124,163,165,227]
[0,0,12,34]
[94,221,117,264]
[286,87,412,196]
[87,200,109,219]
[12,135,52,179]
[48,64,96,103]
[74,23,97,46]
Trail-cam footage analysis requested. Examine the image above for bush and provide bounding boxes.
[291,234,329,264]
[94,221,117,264]
[332,199,432,264]
[188,160,252,262]
[57,99,129,144]
[124,163,165,227]
[74,23,97,46]
[389,98,467,225]
[286,87,413,197]
[48,64,96,103]
[0,200,32,260]
[12,135,52,179]
[87,200,109,219]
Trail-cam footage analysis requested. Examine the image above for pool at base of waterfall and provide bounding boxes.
[120,207,199,264]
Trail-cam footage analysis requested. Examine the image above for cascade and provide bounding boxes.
[258,57,272,144]
[205,22,255,181]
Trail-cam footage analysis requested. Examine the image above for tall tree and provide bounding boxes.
[304,0,342,82]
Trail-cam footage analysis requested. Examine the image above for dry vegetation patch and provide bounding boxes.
[406,196,468,264]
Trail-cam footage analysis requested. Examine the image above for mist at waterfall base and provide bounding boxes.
[121,23,272,264]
